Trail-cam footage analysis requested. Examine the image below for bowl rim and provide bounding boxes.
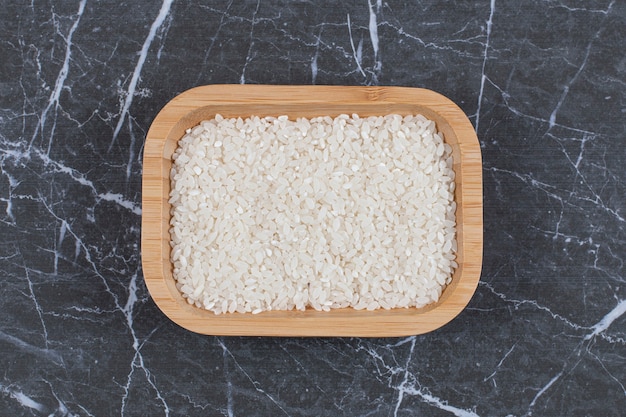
[142,84,482,337]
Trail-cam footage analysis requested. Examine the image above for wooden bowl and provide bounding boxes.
[142,85,482,337]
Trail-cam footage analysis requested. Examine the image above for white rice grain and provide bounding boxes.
[169,114,456,314]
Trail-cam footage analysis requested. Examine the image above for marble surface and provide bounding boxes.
[1,0,624,415]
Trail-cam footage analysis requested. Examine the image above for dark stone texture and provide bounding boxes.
[0,1,624,416]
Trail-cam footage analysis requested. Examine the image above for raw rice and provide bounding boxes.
[169,114,457,314]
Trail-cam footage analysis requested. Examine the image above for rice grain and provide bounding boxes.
[169,114,456,314]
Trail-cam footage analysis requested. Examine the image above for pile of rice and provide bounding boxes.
[169,113,457,314]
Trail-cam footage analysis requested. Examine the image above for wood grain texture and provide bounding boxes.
[142,85,482,337]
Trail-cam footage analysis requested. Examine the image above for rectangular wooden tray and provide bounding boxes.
[142,85,482,337]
